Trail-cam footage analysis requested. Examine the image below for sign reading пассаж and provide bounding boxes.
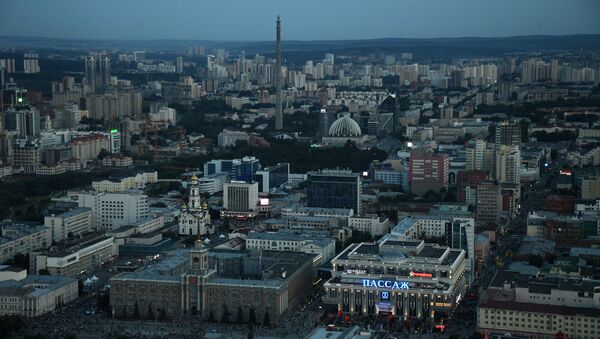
[362,279,410,290]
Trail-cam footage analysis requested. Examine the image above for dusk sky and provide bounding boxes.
[1,0,599,41]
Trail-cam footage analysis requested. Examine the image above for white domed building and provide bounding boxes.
[322,114,371,146]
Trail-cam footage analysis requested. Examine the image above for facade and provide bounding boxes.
[0,274,78,317]
[478,271,600,339]
[178,176,213,236]
[110,245,314,323]
[323,238,466,327]
[78,191,149,231]
[30,235,115,277]
[477,181,502,225]
[347,215,391,237]
[495,145,521,184]
[92,171,158,192]
[495,121,521,146]
[222,181,259,217]
[254,163,290,193]
[581,176,600,200]
[0,223,51,264]
[102,155,133,168]
[307,170,362,214]
[69,133,109,161]
[44,208,93,243]
[13,143,41,174]
[4,107,40,138]
[197,173,228,194]
[409,152,449,196]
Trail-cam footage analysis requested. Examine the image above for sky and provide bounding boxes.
[1,0,599,41]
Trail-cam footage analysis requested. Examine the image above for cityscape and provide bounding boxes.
[1,1,600,338]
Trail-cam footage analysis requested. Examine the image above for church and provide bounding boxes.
[178,175,214,236]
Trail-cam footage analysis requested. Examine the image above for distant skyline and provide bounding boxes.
[1,0,599,41]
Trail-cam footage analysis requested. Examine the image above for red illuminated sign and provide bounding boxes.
[409,271,432,278]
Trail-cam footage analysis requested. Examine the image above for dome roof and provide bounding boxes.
[328,116,362,137]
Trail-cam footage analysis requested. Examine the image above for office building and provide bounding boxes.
[476,181,502,225]
[4,107,40,138]
[323,238,466,326]
[495,121,521,146]
[307,170,362,214]
[30,234,115,277]
[78,191,149,231]
[178,176,213,236]
[44,208,93,243]
[232,156,260,182]
[0,274,78,317]
[254,163,289,193]
[110,244,314,323]
[197,172,228,194]
[408,152,449,196]
[581,176,600,200]
[222,181,259,218]
[478,271,600,338]
[495,145,521,184]
[0,223,51,264]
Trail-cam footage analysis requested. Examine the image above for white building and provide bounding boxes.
[178,176,213,236]
[44,208,93,243]
[246,230,336,266]
[0,223,51,264]
[217,130,249,148]
[495,145,521,184]
[0,274,78,317]
[222,181,259,216]
[347,215,391,237]
[197,173,228,194]
[78,191,148,231]
[92,171,158,192]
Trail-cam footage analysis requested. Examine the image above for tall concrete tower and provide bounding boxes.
[275,16,283,130]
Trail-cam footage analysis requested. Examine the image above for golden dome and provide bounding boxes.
[190,175,198,181]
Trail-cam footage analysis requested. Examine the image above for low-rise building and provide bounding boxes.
[0,274,78,317]
[44,207,93,243]
[246,230,336,265]
[102,155,133,168]
[0,223,51,264]
[478,270,600,338]
[30,234,116,277]
[347,215,391,237]
[110,244,314,323]
[92,170,158,192]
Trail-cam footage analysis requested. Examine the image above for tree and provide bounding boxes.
[97,149,110,160]
[121,307,128,319]
[469,332,484,339]
[132,302,140,319]
[221,305,229,323]
[38,268,50,275]
[248,307,257,324]
[263,309,270,326]
[237,306,244,324]
[208,310,215,322]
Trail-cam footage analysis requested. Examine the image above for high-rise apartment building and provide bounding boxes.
[476,181,502,224]
[495,121,521,146]
[495,145,521,184]
[408,151,449,196]
[307,170,362,214]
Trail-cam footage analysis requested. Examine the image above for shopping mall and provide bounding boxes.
[323,238,467,325]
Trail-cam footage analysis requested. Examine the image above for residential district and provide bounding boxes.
[1,20,600,339]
